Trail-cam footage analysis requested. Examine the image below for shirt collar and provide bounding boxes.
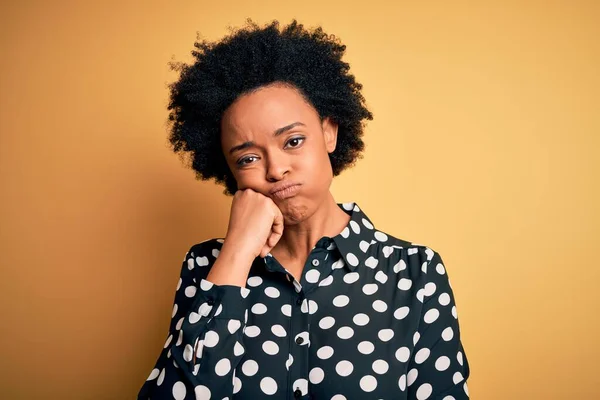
[330,202,380,272]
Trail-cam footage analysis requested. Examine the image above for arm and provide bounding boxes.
[137,241,253,399]
[406,249,471,399]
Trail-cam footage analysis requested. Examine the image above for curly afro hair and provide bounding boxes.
[166,18,373,195]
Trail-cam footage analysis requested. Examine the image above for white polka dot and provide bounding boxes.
[293,378,308,395]
[317,345,334,359]
[416,289,425,302]
[309,367,325,384]
[453,371,464,384]
[233,376,242,393]
[375,271,388,284]
[215,358,231,376]
[242,359,259,376]
[194,385,210,399]
[442,397,456,400]
[464,382,469,396]
[424,308,440,324]
[262,340,279,355]
[271,324,287,337]
[183,344,193,362]
[421,261,428,273]
[398,278,412,290]
[342,202,353,210]
[264,286,280,298]
[395,346,410,362]
[362,218,374,229]
[196,256,209,266]
[372,300,388,312]
[378,329,394,342]
[423,282,437,297]
[281,304,291,317]
[413,331,420,345]
[233,341,244,356]
[204,331,220,347]
[319,275,334,286]
[336,360,354,376]
[319,316,335,329]
[359,240,370,253]
[353,313,370,326]
[363,283,379,295]
[251,303,268,314]
[399,374,407,391]
[394,306,410,320]
[416,383,433,399]
[442,327,454,341]
[360,375,378,392]
[331,258,345,270]
[337,326,354,339]
[227,320,241,334]
[408,248,419,255]
[436,263,446,274]
[341,227,350,238]
[374,231,388,242]
[163,335,173,349]
[247,276,263,287]
[286,353,294,370]
[176,278,182,290]
[382,246,394,258]
[452,306,458,318]
[333,295,350,307]
[365,256,379,269]
[372,359,389,374]
[147,368,160,380]
[260,377,278,395]
[300,299,319,315]
[407,368,418,386]
[438,293,451,306]
[435,356,451,371]
[200,279,213,291]
[415,348,431,364]
[457,351,464,366]
[358,341,375,355]
[244,325,260,337]
[343,272,360,284]
[184,286,197,297]
[331,396,346,400]
[157,368,165,386]
[350,220,361,234]
[393,259,407,273]
[172,304,178,318]
[305,269,320,283]
[347,253,359,266]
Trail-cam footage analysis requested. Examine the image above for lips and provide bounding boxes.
[270,184,301,200]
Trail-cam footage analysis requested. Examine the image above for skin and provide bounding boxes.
[218,82,351,279]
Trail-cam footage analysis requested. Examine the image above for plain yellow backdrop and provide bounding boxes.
[1,1,598,399]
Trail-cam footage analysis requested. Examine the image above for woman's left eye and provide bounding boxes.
[285,137,305,148]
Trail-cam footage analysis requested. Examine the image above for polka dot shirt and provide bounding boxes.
[138,202,470,399]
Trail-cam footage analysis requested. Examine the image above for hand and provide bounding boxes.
[224,188,284,259]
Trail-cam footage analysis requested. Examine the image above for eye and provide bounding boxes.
[285,136,305,149]
[236,155,259,166]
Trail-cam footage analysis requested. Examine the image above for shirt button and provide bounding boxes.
[296,336,304,345]
[207,298,214,306]
[294,389,302,398]
[296,297,303,305]
[311,259,319,266]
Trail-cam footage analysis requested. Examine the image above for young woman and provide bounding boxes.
[138,19,470,400]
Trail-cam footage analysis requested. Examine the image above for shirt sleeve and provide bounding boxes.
[137,241,253,400]
[406,249,471,399]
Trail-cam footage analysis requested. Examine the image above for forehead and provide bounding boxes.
[221,84,319,138]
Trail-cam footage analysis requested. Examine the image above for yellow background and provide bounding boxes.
[1,1,598,398]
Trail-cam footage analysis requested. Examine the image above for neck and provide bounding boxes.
[273,192,350,262]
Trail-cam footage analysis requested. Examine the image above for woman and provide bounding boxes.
[138,19,470,400]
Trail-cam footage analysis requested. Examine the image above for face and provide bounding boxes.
[220,83,339,224]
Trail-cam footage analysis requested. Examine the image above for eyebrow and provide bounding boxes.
[228,122,306,155]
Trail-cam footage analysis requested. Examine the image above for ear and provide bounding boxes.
[322,117,339,154]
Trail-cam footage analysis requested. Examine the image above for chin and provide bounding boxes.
[279,198,310,225]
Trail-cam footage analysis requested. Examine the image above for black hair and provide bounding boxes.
[166,18,373,195]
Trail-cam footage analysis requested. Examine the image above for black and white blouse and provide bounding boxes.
[138,202,470,399]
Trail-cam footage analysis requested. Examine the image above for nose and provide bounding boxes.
[265,151,289,182]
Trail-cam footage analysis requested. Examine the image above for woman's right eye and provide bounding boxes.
[237,156,258,166]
